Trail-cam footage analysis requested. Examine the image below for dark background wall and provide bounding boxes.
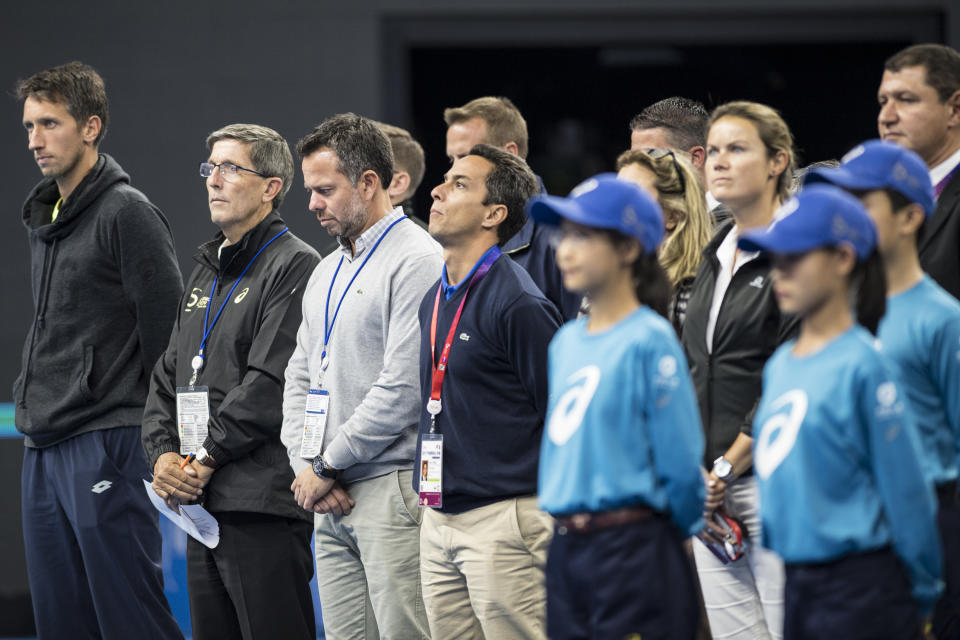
[0,0,956,635]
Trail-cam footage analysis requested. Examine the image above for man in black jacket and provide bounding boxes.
[15,62,184,639]
[143,124,320,639]
[879,43,960,300]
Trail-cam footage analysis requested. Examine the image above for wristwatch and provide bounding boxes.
[712,456,734,481]
[196,446,219,469]
[312,454,341,480]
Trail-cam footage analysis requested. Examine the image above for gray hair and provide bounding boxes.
[206,123,294,210]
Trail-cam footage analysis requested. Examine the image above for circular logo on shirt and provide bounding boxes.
[658,355,677,378]
[876,382,897,407]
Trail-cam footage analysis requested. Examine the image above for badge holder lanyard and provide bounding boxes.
[298,216,406,460]
[176,227,288,455]
[419,247,500,507]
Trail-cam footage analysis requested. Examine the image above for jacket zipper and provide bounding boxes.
[19,238,58,403]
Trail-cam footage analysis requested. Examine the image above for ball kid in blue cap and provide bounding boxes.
[803,140,934,216]
[527,173,670,317]
[738,183,885,335]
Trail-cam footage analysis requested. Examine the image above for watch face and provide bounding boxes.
[714,458,732,478]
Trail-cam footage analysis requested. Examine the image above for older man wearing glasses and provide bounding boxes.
[142,123,321,640]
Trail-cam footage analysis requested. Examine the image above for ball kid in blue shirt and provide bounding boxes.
[529,175,705,640]
[804,140,960,639]
[741,184,942,640]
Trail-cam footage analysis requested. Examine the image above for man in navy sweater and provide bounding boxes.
[415,143,562,639]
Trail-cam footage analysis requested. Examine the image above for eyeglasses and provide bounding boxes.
[644,147,687,195]
[199,161,266,181]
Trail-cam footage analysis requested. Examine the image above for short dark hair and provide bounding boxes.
[885,44,960,102]
[444,97,529,159]
[629,97,708,151]
[16,61,109,146]
[371,121,426,200]
[295,113,394,189]
[466,144,539,244]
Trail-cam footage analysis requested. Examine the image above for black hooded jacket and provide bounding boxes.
[682,221,800,470]
[15,154,183,447]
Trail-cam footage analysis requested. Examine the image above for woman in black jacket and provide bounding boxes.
[682,101,799,640]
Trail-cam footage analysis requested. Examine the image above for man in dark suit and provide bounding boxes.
[879,43,960,300]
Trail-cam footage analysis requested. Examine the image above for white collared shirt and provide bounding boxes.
[930,146,960,194]
[705,226,759,354]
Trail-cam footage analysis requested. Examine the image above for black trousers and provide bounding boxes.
[546,515,698,640]
[21,427,183,640]
[784,547,922,640]
[186,511,315,640]
[933,482,960,640]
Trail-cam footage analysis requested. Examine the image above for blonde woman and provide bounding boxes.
[616,148,712,335]
[681,101,802,640]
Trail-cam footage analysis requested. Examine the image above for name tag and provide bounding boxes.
[176,386,209,455]
[418,433,443,508]
[299,389,330,459]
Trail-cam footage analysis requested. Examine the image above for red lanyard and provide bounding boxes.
[427,247,501,430]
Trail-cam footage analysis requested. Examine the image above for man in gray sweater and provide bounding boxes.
[282,113,440,639]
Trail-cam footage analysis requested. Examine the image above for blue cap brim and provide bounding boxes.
[528,195,622,231]
[803,166,887,192]
[738,228,825,255]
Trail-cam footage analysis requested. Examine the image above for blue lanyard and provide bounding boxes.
[191,227,289,381]
[322,216,406,365]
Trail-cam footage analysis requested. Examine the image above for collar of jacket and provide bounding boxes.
[22,154,129,242]
[701,219,771,271]
[194,210,287,276]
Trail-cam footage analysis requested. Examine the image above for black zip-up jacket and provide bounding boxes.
[15,154,183,447]
[142,212,319,521]
[682,221,799,470]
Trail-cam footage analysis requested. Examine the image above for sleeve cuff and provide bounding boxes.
[148,442,180,471]
[290,455,311,476]
[322,435,357,472]
[202,437,230,467]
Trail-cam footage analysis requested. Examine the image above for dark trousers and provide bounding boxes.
[186,511,315,640]
[933,483,960,639]
[784,547,922,640]
[546,515,698,640]
[21,426,183,640]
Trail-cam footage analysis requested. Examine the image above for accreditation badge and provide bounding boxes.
[176,386,210,455]
[299,389,330,459]
[418,433,443,508]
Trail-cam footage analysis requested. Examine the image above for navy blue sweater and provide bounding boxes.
[414,252,562,513]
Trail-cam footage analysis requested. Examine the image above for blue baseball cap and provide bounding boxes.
[803,139,935,216]
[738,184,877,259]
[526,174,664,252]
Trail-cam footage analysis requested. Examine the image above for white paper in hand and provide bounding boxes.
[143,479,220,548]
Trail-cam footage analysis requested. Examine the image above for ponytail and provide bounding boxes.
[851,249,887,335]
[633,252,673,320]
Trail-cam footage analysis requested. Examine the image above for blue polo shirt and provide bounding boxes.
[414,250,563,513]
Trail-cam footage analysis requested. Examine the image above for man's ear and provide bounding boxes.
[358,169,381,201]
[946,89,960,129]
[262,177,283,204]
[502,141,520,157]
[82,115,102,146]
[481,203,508,232]
[388,171,411,202]
[898,203,926,236]
[688,145,706,171]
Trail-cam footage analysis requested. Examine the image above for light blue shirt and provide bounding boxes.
[879,275,960,485]
[753,326,942,612]
[537,307,705,536]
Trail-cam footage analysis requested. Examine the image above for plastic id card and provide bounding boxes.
[418,433,443,508]
[299,389,330,459]
[176,386,210,455]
